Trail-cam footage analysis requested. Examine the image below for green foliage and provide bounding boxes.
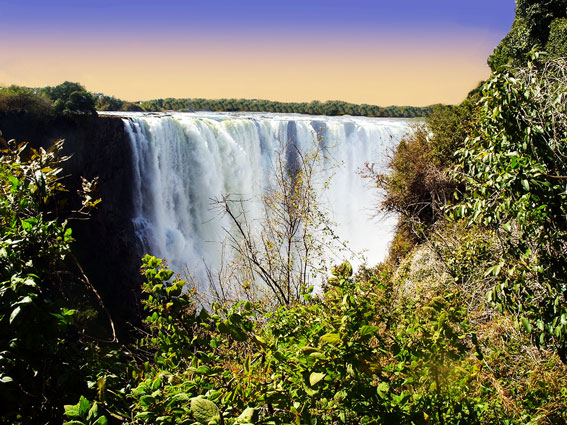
[489,0,567,70]
[488,15,535,70]
[95,95,125,111]
[43,81,87,104]
[377,125,449,229]
[94,94,143,112]
[190,396,221,424]
[0,85,53,115]
[453,56,567,358]
[139,97,432,118]
[43,82,97,115]
[64,396,108,425]
[0,133,108,422]
[139,254,202,369]
[125,255,259,424]
[120,256,545,425]
[368,100,479,261]
[0,81,97,116]
[0,136,75,421]
[3,82,430,117]
[545,17,567,56]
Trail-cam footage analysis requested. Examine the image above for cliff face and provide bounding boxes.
[0,112,143,324]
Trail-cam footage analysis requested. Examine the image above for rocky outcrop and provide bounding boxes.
[0,112,143,326]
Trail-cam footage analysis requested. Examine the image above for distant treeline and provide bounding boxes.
[0,82,434,118]
[137,97,433,118]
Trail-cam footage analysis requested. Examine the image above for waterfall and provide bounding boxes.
[115,111,411,289]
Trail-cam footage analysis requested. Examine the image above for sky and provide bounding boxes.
[0,0,516,106]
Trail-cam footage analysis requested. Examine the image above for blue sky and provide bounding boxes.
[2,0,515,35]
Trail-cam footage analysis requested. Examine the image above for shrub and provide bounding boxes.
[453,56,567,359]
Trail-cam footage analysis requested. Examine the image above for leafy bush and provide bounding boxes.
[367,101,478,262]
[453,56,567,358]
[116,255,554,425]
[0,133,106,422]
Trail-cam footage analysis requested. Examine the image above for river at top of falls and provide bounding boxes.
[101,111,414,291]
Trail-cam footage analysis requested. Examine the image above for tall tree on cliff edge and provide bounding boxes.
[489,0,567,70]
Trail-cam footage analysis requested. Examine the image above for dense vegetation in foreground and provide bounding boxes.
[0,82,432,119]
[2,1,567,423]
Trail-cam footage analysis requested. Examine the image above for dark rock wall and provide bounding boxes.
[0,112,143,325]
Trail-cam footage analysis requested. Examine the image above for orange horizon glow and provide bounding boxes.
[0,31,497,106]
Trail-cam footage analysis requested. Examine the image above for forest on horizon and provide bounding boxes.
[0,81,433,119]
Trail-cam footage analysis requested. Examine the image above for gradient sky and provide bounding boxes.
[0,0,516,106]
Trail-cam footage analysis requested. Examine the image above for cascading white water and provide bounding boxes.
[112,111,411,288]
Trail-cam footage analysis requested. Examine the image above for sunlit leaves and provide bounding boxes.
[452,57,567,357]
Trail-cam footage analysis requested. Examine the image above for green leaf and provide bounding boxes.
[7,175,19,189]
[309,372,326,387]
[0,375,14,384]
[151,375,162,391]
[78,396,91,417]
[196,365,211,374]
[230,326,247,342]
[139,395,156,407]
[14,296,33,306]
[520,317,532,333]
[92,417,108,425]
[253,334,267,347]
[521,179,530,191]
[359,325,379,337]
[377,381,390,398]
[190,396,220,424]
[9,306,21,324]
[319,333,340,345]
[299,346,319,355]
[168,393,191,405]
[235,407,257,424]
[20,218,33,232]
[23,277,36,287]
[87,401,99,421]
[217,320,230,334]
[64,404,81,418]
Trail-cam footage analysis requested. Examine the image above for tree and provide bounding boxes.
[95,95,124,111]
[43,82,97,115]
[489,0,567,70]
[43,81,85,102]
[0,85,52,115]
[213,143,335,306]
[65,91,97,115]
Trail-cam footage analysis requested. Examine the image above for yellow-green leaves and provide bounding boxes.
[309,372,326,387]
[319,333,340,345]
